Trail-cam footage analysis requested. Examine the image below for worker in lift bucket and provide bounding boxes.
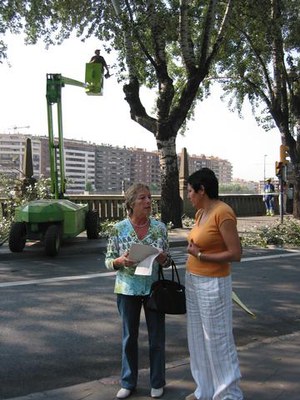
[90,49,110,79]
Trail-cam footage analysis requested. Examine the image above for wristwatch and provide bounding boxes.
[197,251,202,260]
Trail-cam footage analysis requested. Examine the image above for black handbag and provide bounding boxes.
[147,260,186,315]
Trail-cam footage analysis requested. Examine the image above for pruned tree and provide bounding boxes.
[216,0,300,217]
[0,0,234,226]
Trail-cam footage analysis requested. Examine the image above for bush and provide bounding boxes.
[99,219,118,238]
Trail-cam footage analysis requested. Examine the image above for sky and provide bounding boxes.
[0,33,282,182]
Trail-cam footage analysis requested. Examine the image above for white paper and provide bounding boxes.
[128,244,162,276]
[128,243,160,262]
[134,254,160,276]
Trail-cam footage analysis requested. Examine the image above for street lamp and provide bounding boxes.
[264,154,267,182]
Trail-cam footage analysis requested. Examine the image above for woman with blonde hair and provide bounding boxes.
[105,183,171,399]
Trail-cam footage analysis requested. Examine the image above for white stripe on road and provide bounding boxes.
[1,250,300,288]
[0,271,116,288]
[241,249,300,262]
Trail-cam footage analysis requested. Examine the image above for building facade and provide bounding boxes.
[0,133,42,178]
[0,133,233,193]
[179,153,233,184]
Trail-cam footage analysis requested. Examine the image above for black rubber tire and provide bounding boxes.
[8,222,26,252]
[86,210,99,239]
[44,225,61,257]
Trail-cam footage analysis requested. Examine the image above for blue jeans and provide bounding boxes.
[264,196,274,213]
[117,294,166,390]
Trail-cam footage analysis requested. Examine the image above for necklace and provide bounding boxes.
[129,218,149,228]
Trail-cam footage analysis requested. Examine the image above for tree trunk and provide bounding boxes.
[293,163,300,219]
[123,78,183,228]
[158,136,182,228]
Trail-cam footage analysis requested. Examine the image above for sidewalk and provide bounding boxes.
[0,215,282,257]
[6,332,300,400]
[3,216,300,400]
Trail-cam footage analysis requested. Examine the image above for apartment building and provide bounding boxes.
[66,141,95,193]
[0,133,233,193]
[94,145,161,193]
[0,133,42,178]
[180,153,233,183]
[0,134,96,193]
[130,148,161,193]
[95,145,132,193]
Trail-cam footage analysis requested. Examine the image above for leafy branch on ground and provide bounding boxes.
[240,217,300,248]
[100,215,300,248]
[1,179,300,250]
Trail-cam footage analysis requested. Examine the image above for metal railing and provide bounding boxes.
[0,193,278,222]
[67,193,277,219]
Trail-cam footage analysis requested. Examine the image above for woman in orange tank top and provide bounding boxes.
[185,168,243,400]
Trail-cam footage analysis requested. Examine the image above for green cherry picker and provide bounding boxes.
[8,62,105,257]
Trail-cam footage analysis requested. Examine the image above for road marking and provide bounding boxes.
[241,249,300,262]
[1,250,300,288]
[0,272,116,288]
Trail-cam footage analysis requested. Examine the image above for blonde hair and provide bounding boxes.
[124,183,150,216]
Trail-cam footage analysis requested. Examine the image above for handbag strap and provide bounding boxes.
[158,259,182,285]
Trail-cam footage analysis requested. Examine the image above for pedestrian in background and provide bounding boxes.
[105,183,171,399]
[185,168,243,400]
[263,178,275,216]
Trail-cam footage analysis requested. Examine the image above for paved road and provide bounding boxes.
[0,240,300,399]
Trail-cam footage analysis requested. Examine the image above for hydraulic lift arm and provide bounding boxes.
[46,74,77,199]
[46,70,102,199]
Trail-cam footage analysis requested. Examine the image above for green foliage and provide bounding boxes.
[99,214,177,239]
[216,0,300,132]
[181,216,195,228]
[85,181,94,192]
[1,1,232,119]
[241,217,300,248]
[0,174,52,243]
[0,1,237,226]
[219,183,256,194]
[100,215,300,249]
[99,219,118,239]
[0,216,10,245]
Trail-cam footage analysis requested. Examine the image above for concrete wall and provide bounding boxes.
[181,194,279,218]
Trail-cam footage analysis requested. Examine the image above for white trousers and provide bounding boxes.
[185,272,243,400]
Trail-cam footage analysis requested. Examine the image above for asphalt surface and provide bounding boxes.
[1,216,300,400]
[5,332,299,400]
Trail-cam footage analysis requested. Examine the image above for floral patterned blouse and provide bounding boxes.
[105,217,169,295]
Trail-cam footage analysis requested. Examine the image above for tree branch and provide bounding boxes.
[147,0,174,123]
[206,0,234,65]
[232,23,274,105]
[123,77,157,133]
[179,0,196,75]
[124,0,158,69]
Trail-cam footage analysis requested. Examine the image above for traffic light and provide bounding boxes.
[275,161,283,177]
[280,144,289,164]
